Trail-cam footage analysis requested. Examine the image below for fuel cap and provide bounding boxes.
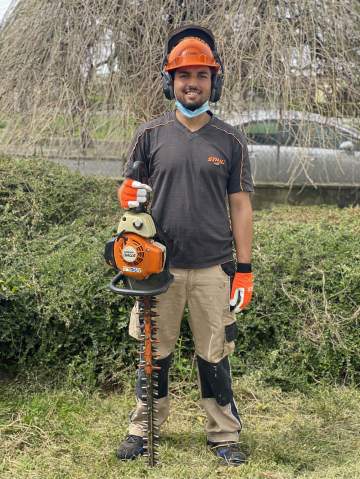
[133,219,143,230]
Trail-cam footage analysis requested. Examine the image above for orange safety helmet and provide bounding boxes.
[164,36,220,72]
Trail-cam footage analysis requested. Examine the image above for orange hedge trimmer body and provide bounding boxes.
[104,162,173,466]
[112,232,166,280]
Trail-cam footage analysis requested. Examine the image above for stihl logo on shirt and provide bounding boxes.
[208,156,225,166]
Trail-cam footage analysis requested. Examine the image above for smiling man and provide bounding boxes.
[117,25,254,466]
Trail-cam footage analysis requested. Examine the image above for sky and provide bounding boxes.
[0,0,12,22]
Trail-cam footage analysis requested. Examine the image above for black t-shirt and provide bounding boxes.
[124,111,253,269]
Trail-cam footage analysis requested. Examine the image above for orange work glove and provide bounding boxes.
[117,178,152,209]
[230,271,254,313]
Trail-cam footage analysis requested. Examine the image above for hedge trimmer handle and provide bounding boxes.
[130,161,147,214]
[109,271,174,297]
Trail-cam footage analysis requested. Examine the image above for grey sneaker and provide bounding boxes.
[207,441,247,466]
[116,434,144,460]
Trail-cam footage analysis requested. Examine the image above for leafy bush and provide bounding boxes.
[234,207,360,389]
[0,157,134,386]
[0,157,359,388]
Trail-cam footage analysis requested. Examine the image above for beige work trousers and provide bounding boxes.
[128,264,242,443]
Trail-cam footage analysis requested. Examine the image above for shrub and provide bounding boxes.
[234,207,360,389]
[0,157,134,386]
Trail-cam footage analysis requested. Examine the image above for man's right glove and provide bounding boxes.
[117,178,152,209]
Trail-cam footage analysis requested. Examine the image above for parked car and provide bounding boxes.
[225,110,360,186]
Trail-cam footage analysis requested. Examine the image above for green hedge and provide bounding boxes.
[0,157,359,389]
[236,207,360,389]
[0,157,134,386]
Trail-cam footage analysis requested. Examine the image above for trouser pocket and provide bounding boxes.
[220,260,235,290]
[225,322,238,342]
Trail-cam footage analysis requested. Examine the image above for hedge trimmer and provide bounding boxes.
[104,161,173,466]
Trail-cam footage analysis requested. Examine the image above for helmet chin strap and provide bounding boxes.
[175,99,210,118]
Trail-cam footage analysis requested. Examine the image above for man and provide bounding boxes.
[116,25,254,466]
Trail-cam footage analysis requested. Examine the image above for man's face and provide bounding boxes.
[173,66,212,111]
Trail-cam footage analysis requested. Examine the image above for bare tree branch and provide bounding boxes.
[0,0,359,152]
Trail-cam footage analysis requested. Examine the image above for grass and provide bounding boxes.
[1,373,360,479]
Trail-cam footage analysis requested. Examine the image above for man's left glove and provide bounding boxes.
[230,269,254,313]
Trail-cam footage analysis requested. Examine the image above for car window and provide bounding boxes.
[278,121,299,146]
[293,121,360,150]
[242,120,281,146]
[242,120,299,146]
[241,120,360,150]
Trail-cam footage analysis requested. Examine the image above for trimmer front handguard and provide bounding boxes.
[109,270,174,297]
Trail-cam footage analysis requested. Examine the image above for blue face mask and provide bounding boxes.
[175,100,210,118]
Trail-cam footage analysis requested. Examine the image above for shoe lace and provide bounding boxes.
[211,442,241,456]
[226,444,240,453]
[126,434,142,443]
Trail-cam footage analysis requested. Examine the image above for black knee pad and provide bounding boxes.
[136,353,173,400]
[196,355,233,407]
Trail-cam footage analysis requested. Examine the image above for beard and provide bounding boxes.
[178,88,206,110]
[181,102,201,111]
[178,97,205,111]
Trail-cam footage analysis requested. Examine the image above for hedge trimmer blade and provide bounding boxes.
[138,296,160,466]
